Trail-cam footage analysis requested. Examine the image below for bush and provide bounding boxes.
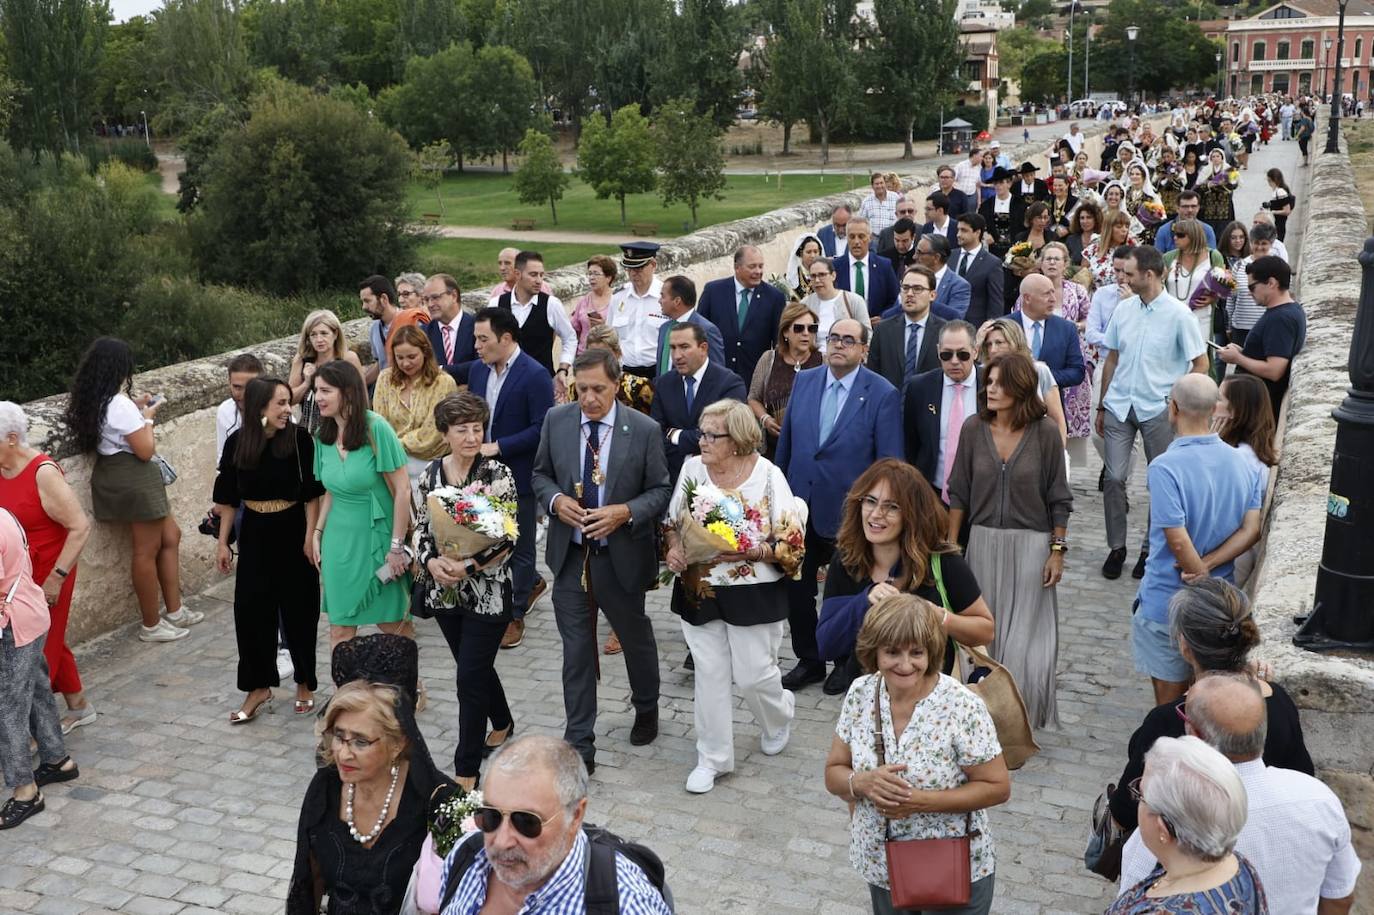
[85,137,159,173]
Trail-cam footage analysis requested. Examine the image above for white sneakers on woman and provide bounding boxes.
[138,607,204,642]
[685,767,727,794]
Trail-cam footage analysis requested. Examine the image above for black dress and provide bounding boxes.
[214,425,324,692]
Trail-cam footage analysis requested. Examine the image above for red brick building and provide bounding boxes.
[1226,0,1374,99]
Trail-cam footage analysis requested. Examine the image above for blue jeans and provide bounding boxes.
[0,632,65,789]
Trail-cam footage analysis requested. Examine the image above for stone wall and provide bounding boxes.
[1248,119,1374,905]
[22,122,1129,646]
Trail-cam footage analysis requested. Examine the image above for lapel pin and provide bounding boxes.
[928,404,937,414]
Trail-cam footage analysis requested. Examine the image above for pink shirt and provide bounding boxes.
[0,509,49,648]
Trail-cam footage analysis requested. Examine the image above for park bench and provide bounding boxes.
[421,213,441,225]
[511,217,537,231]
[630,222,658,236]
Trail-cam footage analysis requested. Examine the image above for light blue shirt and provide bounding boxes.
[824,367,859,429]
[1137,434,1265,623]
[1155,219,1216,254]
[1102,289,1204,423]
[368,319,389,372]
[1086,284,1123,359]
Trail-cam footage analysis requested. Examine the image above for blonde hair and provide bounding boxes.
[1039,241,1070,265]
[698,399,762,455]
[854,594,947,675]
[297,309,349,363]
[316,681,409,767]
[584,323,623,358]
[979,316,1032,363]
[1101,208,1133,247]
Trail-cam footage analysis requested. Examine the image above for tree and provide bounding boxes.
[395,0,466,60]
[412,140,451,214]
[93,16,155,124]
[589,0,669,115]
[497,0,601,136]
[376,42,478,168]
[577,103,656,224]
[767,0,862,165]
[1091,0,1219,100]
[650,0,744,128]
[241,0,341,87]
[2,0,109,154]
[652,97,725,228]
[148,0,255,133]
[1020,47,1068,104]
[512,127,569,224]
[467,44,539,172]
[192,83,416,293]
[995,25,1057,88]
[867,0,964,159]
[751,2,807,154]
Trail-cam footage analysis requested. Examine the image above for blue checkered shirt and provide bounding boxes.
[440,830,672,915]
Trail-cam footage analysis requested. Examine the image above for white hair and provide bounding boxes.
[488,735,588,814]
[1143,735,1248,861]
[0,402,28,445]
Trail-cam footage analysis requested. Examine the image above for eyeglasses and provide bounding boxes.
[1127,777,1178,837]
[900,284,932,294]
[421,292,451,305]
[827,333,861,349]
[698,431,726,444]
[939,349,973,363]
[325,728,382,753]
[1175,702,1190,725]
[473,805,559,839]
[860,495,901,517]
[809,271,832,280]
[397,290,419,299]
[791,323,819,334]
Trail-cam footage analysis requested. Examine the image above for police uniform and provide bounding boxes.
[610,241,668,379]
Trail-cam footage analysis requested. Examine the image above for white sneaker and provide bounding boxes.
[163,607,204,627]
[139,619,189,642]
[276,649,294,680]
[685,766,725,794]
[761,722,792,757]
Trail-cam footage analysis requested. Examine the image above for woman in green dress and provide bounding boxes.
[308,361,413,647]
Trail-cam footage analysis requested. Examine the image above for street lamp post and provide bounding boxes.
[140,109,150,148]
[1216,51,1223,99]
[1126,25,1140,109]
[1327,0,1351,153]
[1085,27,1092,99]
[1324,37,1334,98]
[1067,1,1075,108]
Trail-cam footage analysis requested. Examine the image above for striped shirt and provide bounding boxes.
[1226,256,1266,331]
[441,830,673,915]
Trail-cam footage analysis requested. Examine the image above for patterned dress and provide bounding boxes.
[1106,854,1269,914]
[1056,280,1094,440]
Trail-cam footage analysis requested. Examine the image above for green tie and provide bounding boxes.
[659,320,678,374]
[737,288,750,326]
[853,259,865,298]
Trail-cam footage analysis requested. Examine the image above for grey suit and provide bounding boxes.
[531,401,671,763]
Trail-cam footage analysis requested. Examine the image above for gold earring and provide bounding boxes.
[261,415,269,428]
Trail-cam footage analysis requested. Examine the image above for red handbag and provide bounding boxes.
[872,683,976,910]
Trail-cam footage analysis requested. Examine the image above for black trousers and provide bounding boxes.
[785,519,835,666]
[435,611,512,777]
[234,505,319,692]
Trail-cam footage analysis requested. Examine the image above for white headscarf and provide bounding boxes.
[786,232,824,293]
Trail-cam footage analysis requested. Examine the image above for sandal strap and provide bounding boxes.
[0,794,42,823]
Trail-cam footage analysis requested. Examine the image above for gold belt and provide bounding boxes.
[243,499,297,514]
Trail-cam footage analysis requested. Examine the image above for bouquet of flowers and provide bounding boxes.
[1187,267,1237,311]
[1135,199,1167,228]
[675,478,766,564]
[425,480,518,560]
[428,787,484,858]
[1003,241,1037,276]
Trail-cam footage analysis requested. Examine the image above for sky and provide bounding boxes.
[111,0,163,22]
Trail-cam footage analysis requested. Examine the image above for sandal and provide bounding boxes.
[603,632,622,656]
[33,757,79,787]
[294,697,316,715]
[0,793,44,830]
[229,693,273,725]
[482,723,515,758]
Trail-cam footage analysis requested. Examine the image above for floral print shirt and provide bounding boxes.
[835,673,1001,888]
[415,457,515,618]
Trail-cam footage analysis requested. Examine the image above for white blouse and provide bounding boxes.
[98,394,149,456]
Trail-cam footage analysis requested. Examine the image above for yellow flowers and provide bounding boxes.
[706,521,739,549]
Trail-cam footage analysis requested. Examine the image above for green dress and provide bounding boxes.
[315,412,411,625]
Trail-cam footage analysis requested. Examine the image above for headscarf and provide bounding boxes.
[786,232,824,298]
[1124,163,1159,201]
[1197,150,1238,187]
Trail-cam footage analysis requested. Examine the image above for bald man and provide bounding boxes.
[1011,273,1085,394]
[493,246,551,298]
[1118,674,1361,913]
[1132,375,1264,705]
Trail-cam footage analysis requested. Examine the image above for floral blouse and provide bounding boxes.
[835,673,1001,889]
[415,456,515,618]
[566,373,653,415]
[1106,854,1269,914]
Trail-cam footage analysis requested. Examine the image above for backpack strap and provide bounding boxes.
[438,832,485,913]
[582,833,620,915]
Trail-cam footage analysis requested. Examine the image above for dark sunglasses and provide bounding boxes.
[939,349,973,363]
[473,805,558,839]
[791,323,820,334]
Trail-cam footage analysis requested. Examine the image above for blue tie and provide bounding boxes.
[819,380,841,443]
[582,421,601,511]
[684,375,696,412]
[905,322,921,378]
[1031,321,1043,360]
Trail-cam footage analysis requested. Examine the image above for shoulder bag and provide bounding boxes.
[1084,784,1126,880]
[872,680,974,909]
[931,553,1040,770]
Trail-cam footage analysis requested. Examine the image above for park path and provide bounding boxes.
[0,138,1309,915]
[427,223,636,245]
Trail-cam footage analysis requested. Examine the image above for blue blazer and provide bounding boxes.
[1009,311,1086,391]
[425,314,477,371]
[880,269,971,322]
[696,278,787,388]
[834,253,899,317]
[947,188,975,218]
[448,351,553,494]
[653,311,725,376]
[649,362,748,484]
[775,366,902,539]
[816,224,846,258]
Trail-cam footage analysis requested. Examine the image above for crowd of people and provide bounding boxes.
[0,95,1359,914]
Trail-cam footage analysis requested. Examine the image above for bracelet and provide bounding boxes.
[848,771,859,801]
[1096,406,1106,412]
[53,567,69,579]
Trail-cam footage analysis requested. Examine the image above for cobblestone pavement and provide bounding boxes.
[0,138,1306,915]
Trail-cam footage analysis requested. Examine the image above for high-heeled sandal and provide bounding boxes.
[482,722,515,758]
[455,773,480,794]
[230,693,273,725]
[294,695,315,715]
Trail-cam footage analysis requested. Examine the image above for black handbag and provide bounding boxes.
[1084,784,1126,880]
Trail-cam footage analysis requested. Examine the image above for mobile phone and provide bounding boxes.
[147,393,167,408]
[1205,340,1222,351]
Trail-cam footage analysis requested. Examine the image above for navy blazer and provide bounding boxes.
[919,220,959,247]
[867,312,945,393]
[649,362,748,484]
[951,247,1006,327]
[816,223,847,258]
[425,313,477,372]
[880,269,970,322]
[652,311,726,376]
[834,253,899,317]
[1009,311,1086,391]
[446,351,554,494]
[775,366,902,539]
[947,188,975,218]
[696,278,787,389]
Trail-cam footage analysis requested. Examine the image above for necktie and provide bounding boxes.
[958,251,971,278]
[904,323,921,378]
[942,383,966,504]
[853,260,865,298]
[582,421,602,512]
[441,323,454,363]
[819,380,841,443]
[658,321,678,375]
[684,375,696,413]
[1031,321,1043,360]
[737,289,750,326]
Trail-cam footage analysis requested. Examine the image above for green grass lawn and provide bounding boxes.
[414,236,611,290]
[145,172,180,221]
[408,171,863,237]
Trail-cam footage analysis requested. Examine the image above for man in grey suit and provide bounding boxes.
[532,348,672,774]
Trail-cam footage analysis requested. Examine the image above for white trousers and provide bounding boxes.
[680,619,794,773]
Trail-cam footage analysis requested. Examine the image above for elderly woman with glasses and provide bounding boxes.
[748,301,823,460]
[802,257,869,352]
[569,256,618,355]
[1107,735,1267,914]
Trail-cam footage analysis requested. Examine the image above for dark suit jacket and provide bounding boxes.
[775,366,902,539]
[950,247,1005,326]
[880,269,970,322]
[877,243,917,282]
[867,313,945,392]
[425,313,477,371]
[696,279,786,389]
[531,403,670,589]
[833,253,899,318]
[919,219,959,247]
[947,188,975,218]
[649,362,748,484]
[652,310,725,376]
[1014,178,1050,206]
[1009,310,1086,391]
[816,224,847,258]
[452,351,553,495]
[902,366,979,494]
[977,195,1027,252]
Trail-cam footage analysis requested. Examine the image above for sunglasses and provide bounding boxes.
[827,333,861,349]
[791,323,820,334]
[939,349,973,362]
[473,805,559,839]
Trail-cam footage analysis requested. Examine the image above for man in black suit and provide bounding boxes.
[867,263,944,391]
[936,165,974,218]
[650,323,748,483]
[875,197,918,253]
[1014,161,1050,208]
[902,320,980,503]
[422,272,477,373]
[919,192,959,247]
[696,245,787,388]
[877,217,919,280]
[952,213,1006,326]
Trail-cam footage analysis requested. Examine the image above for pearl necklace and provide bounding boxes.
[345,764,399,844]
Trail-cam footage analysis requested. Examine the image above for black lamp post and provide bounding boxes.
[1324,37,1334,98]
[1296,237,1374,654]
[1216,51,1223,99]
[1327,0,1351,153]
[1127,25,1139,108]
